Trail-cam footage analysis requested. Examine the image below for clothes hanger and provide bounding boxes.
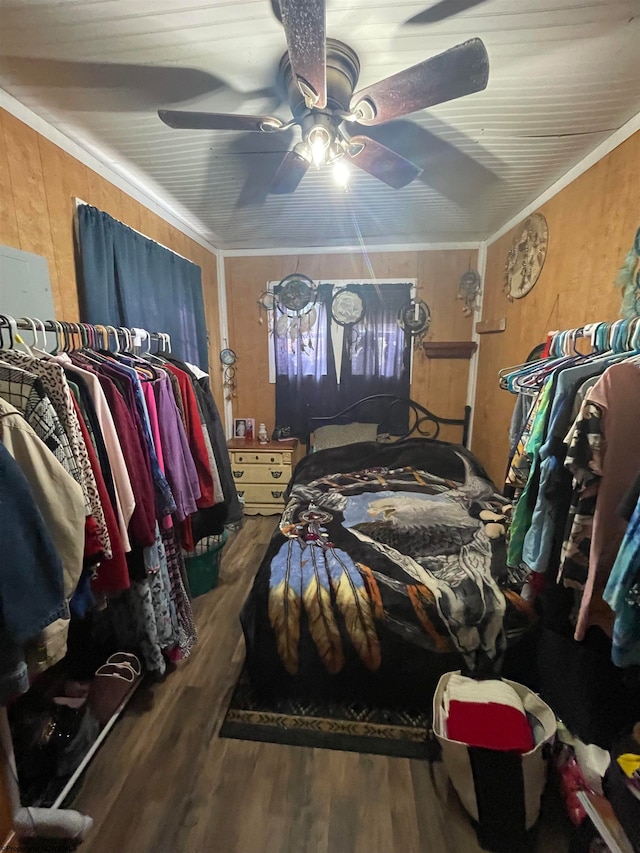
[48,320,62,354]
[105,325,120,353]
[15,318,40,356]
[93,324,108,350]
[68,323,81,351]
[33,318,48,351]
[0,315,18,351]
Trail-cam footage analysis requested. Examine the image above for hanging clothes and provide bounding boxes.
[500,322,640,669]
[0,320,236,701]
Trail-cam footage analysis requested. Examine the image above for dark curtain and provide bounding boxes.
[77,204,209,370]
[274,283,339,439]
[339,283,411,432]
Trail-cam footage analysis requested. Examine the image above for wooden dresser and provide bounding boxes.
[227,438,303,516]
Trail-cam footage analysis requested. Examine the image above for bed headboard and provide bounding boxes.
[308,395,471,450]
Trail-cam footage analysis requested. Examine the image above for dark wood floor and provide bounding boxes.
[73,518,570,852]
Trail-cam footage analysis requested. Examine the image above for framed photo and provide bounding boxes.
[234,418,255,440]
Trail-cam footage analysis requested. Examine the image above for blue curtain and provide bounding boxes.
[274,284,339,439]
[77,204,209,369]
[338,282,411,419]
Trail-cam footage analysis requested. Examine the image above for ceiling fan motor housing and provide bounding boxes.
[279,38,360,120]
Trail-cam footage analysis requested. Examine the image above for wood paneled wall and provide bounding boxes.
[225,248,477,443]
[473,130,640,484]
[0,107,222,403]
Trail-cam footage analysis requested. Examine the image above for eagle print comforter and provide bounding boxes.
[241,439,536,699]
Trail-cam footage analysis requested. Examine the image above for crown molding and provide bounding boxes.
[486,110,640,247]
[0,88,219,255]
[221,241,481,257]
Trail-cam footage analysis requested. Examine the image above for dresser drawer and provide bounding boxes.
[231,463,289,484]
[234,483,287,504]
[232,450,290,466]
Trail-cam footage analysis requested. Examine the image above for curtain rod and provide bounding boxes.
[73,198,192,264]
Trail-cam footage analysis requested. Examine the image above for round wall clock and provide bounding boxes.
[504,212,549,301]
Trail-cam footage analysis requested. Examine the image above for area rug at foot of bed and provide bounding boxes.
[219,667,430,759]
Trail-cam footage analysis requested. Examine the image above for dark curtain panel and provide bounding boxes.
[274,283,339,439]
[77,204,209,370]
[339,283,411,432]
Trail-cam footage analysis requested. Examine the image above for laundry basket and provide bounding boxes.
[184,530,228,597]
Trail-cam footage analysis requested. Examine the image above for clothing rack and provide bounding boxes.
[499,317,640,394]
[547,318,640,357]
[0,316,171,354]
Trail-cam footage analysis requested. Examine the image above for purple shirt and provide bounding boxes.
[154,372,201,521]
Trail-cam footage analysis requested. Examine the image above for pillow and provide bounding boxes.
[313,422,378,452]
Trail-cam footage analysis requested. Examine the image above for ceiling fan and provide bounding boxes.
[158,0,489,194]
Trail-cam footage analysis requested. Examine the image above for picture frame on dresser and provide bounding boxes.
[234,417,255,439]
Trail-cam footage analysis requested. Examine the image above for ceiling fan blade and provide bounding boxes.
[345,135,420,189]
[158,110,284,132]
[278,0,327,109]
[357,119,499,206]
[232,129,294,207]
[270,0,283,23]
[405,0,488,25]
[0,56,280,113]
[269,147,311,194]
[350,38,489,126]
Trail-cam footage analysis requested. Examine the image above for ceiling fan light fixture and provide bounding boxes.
[333,159,350,189]
[292,141,312,163]
[307,124,332,167]
[326,143,345,164]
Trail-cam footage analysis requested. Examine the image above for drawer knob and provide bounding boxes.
[271,490,283,499]
[271,471,282,479]
[233,470,244,479]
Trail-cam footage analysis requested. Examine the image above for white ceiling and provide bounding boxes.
[1,0,639,250]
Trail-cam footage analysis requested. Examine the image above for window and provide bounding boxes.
[271,279,414,438]
[269,280,415,384]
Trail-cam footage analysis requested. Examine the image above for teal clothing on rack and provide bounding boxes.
[507,380,553,568]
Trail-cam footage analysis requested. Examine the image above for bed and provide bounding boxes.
[240,397,538,708]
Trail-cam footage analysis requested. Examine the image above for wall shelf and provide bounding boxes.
[422,341,478,359]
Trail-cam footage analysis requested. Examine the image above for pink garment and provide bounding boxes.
[575,361,640,640]
[142,381,173,530]
[55,354,135,552]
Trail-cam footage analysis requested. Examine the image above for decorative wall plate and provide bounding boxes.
[504,212,549,301]
[331,289,365,326]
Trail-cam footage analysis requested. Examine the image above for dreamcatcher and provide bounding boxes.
[219,344,237,401]
[398,299,432,349]
[257,289,277,324]
[457,269,482,317]
[267,273,319,353]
